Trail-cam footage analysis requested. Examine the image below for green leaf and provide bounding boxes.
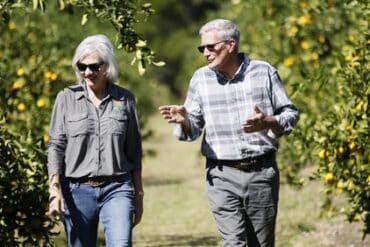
[152,61,166,67]
[59,0,65,10]
[138,60,146,76]
[135,49,142,59]
[135,40,146,48]
[39,0,44,11]
[33,0,38,10]
[142,3,152,8]
[81,14,88,25]
[130,57,137,66]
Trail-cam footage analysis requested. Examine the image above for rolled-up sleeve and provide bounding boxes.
[124,98,142,170]
[270,70,299,136]
[47,91,67,175]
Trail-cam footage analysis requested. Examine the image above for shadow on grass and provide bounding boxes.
[56,234,219,247]
[134,233,219,246]
[143,176,184,186]
[53,237,108,246]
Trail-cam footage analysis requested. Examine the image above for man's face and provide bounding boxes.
[200,30,232,71]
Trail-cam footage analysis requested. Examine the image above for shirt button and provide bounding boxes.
[95,133,98,136]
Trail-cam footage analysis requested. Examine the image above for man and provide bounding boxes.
[159,19,299,246]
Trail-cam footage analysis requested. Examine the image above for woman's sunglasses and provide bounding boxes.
[197,40,229,53]
[76,62,104,72]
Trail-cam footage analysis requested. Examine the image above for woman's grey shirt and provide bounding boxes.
[47,83,142,178]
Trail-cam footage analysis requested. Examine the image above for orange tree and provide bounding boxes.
[177,0,369,235]
[0,0,157,245]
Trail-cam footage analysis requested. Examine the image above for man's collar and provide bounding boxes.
[236,53,250,76]
[214,53,250,81]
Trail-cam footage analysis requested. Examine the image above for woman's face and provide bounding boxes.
[77,53,108,91]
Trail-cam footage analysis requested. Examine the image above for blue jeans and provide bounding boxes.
[61,173,135,247]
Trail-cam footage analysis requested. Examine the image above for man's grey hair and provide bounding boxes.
[72,34,119,84]
[199,19,240,48]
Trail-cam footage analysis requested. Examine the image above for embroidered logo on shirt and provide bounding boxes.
[112,100,124,113]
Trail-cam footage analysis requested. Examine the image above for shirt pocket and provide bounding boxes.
[107,113,128,135]
[67,113,89,137]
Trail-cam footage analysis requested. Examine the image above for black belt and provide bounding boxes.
[208,151,275,171]
[67,175,125,187]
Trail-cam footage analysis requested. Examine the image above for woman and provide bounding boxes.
[47,34,143,246]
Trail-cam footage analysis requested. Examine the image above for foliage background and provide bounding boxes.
[0,0,369,245]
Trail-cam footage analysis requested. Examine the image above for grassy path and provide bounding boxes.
[133,114,218,246]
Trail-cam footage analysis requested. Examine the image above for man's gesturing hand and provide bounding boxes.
[242,105,281,133]
[242,105,267,133]
[158,105,191,134]
[158,105,187,124]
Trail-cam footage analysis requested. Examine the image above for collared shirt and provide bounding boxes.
[174,54,299,160]
[47,83,142,178]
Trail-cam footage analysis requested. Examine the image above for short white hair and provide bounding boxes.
[72,34,119,84]
[199,19,240,50]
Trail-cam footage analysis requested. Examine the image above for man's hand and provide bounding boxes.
[158,105,187,124]
[158,105,191,133]
[242,105,269,133]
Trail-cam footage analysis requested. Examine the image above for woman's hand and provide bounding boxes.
[133,191,144,227]
[48,174,64,221]
[132,169,144,227]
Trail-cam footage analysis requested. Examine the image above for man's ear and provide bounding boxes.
[228,39,237,53]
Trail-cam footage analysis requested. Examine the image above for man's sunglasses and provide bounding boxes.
[76,62,104,72]
[197,40,229,53]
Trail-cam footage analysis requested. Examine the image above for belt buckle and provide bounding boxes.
[240,159,256,167]
[238,159,258,171]
[84,178,106,187]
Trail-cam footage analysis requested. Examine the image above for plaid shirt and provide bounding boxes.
[174,54,299,160]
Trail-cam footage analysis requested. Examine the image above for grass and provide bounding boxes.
[53,86,369,246]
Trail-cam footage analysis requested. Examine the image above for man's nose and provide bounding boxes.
[203,48,210,56]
